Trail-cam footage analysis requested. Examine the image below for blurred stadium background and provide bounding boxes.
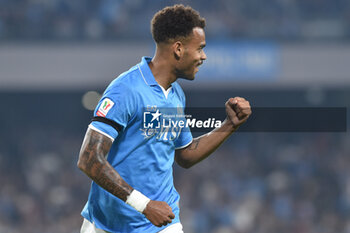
[1,0,350,232]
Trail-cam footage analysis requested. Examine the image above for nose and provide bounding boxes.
[201,50,207,61]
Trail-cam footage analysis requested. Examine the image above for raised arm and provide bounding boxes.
[175,97,251,168]
[77,127,175,227]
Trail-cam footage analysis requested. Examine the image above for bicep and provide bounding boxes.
[174,141,194,168]
[78,127,113,170]
[174,138,202,168]
[175,138,199,156]
[174,148,186,168]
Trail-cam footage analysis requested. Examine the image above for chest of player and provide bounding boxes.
[131,85,186,142]
[136,84,183,113]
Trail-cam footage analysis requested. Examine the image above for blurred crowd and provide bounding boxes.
[1,125,350,232]
[0,0,350,41]
[176,132,350,233]
[0,126,87,233]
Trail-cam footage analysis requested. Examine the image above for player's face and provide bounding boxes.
[177,27,207,80]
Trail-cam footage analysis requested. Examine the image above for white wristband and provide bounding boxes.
[126,190,151,213]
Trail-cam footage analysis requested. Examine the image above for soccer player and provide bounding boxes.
[77,4,251,233]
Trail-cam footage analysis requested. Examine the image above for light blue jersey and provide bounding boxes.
[81,57,193,233]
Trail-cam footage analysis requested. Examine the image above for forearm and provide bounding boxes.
[78,128,174,223]
[176,119,237,168]
[77,128,133,201]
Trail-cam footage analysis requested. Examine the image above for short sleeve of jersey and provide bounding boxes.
[174,89,193,150]
[91,82,135,139]
[174,120,193,149]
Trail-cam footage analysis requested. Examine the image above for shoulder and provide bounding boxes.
[105,65,144,95]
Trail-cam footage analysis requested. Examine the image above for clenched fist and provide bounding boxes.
[225,97,252,128]
[143,200,175,227]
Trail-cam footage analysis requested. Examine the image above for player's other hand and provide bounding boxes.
[143,200,175,227]
[225,97,252,128]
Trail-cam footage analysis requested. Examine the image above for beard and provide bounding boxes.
[174,61,200,81]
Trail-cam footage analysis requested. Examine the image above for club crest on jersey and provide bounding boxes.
[97,98,114,117]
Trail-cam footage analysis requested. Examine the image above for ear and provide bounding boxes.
[172,41,183,60]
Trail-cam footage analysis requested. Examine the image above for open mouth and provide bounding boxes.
[194,61,203,74]
[195,62,203,73]
[195,62,203,71]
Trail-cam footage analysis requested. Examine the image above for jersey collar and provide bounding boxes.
[138,56,158,86]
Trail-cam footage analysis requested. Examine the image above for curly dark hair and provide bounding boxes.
[151,4,206,44]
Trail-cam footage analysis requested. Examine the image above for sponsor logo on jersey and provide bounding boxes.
[97,98,114,117]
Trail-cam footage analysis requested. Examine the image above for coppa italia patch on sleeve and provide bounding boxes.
[96,98,115,117]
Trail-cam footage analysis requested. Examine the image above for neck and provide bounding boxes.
[149,50,176,90]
